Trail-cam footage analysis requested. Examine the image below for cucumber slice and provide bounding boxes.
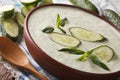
[0,5,14,20]
[69,0,99,14]
[2,19,19,41]
[20,0,39,6]
[26,5,36,11]
[21,6,30,17]
[102,9,120,28]
[49,32,81,47]
[69,27,104,42]
[91,45,114,62]
[15,12,25,34]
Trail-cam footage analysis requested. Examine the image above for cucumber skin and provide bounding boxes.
[102,9,120,28]
[2,28,18,42]
[69,0,99,14]
[2,19,19,42]
[90,45,115,62]
[1,9,14,20]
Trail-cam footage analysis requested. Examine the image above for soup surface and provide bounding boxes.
[28,5,120,73]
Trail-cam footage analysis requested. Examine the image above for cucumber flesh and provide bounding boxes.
[0,5,14,20]
[0,5,14,13]
[69,27,104,42]
[91,45,114,62]
[2,19,19,41]
[15,12,24,27]
[15,12,25,34]
[20,0,39,5]
[49,32,81,47]
[21,6,30,17]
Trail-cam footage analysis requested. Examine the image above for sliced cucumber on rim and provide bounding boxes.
[20,0,39,6]
[0,5,14,20]
[15,12,25,34]
[2,19,19,41]
[91,45,115,62]
[69,27,104,42]
[49,32,81,47]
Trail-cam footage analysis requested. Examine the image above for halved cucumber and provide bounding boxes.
[2,19,19,41]
[102,9,120,28]
[69,0,99,14]
[20,0,39,6]
[91,45,114,62]
[0,5,14,20]
[69,27,104,42]
[49,32,81,47]
[15,12,25,34]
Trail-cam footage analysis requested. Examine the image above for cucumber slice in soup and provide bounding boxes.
[69,27,104,42]
[20,0,39,6]
[49,32,81,47]
[0,5,14,20]
[2,19,19,41]
[91,45,114,62]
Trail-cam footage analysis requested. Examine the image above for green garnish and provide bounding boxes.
[89,55,110,71]
[42,26,54,33]
[56,14,67,34]
[60,18,68,27]
[58,48,85,55]
[58,27,66,34]
[56,14,60,28]
[77,51,91,61]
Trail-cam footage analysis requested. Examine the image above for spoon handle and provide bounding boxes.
[25,62,48,80]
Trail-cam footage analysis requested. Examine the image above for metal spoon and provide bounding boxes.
[0,37,48,80]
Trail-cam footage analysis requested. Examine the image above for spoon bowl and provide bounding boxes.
[0,36,47,80]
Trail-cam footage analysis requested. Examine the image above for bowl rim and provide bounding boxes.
[24,4,120,76]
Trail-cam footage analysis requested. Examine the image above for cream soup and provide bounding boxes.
[28,5,120,73]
